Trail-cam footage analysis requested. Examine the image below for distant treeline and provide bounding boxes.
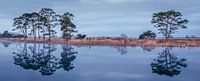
[0,31,25,38]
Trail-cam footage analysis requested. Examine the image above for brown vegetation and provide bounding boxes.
[0,38,200,47]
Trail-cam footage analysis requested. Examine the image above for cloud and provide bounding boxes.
[0,0,199,37]
[0,19,13,32]
[80,0,149,4]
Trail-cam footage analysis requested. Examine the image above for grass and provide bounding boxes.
[0,38,200,47]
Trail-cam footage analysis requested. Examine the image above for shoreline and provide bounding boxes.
[0,38,200,47]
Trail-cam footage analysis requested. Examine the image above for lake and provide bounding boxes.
[0,40,199,81]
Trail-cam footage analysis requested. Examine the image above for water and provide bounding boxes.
[0,41,199,81]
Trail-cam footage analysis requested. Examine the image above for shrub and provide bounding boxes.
[76,34,87,39]
[139,30,156,39]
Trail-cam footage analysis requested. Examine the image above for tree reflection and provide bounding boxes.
[141,46,155,52]
[0,41,12,47]
[112,46,128,55]
[151,48,187,77]
[59,46,77,71]
[38,44,59,75]
[13,43,77,76]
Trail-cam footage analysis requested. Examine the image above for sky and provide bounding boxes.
[0,0,199,37]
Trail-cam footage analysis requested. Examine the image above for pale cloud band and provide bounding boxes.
[0,0,199,37]
[80,0,149,4]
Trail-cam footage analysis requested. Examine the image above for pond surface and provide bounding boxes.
[0,40,199,81]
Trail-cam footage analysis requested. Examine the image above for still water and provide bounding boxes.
[0,40,199,81]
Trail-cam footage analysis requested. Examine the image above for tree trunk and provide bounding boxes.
[25,27,27,40]
[33,24,36,40]
[48,27,51,41]
[38,28,40,39]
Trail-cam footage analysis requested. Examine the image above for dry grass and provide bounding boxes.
[1,38,200,47]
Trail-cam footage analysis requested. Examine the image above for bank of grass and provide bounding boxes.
[0,38,200,47]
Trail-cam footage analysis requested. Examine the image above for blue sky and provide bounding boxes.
[0,0,199,37]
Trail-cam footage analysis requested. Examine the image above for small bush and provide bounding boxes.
[139,30,156,39]
[76,34,87,39]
